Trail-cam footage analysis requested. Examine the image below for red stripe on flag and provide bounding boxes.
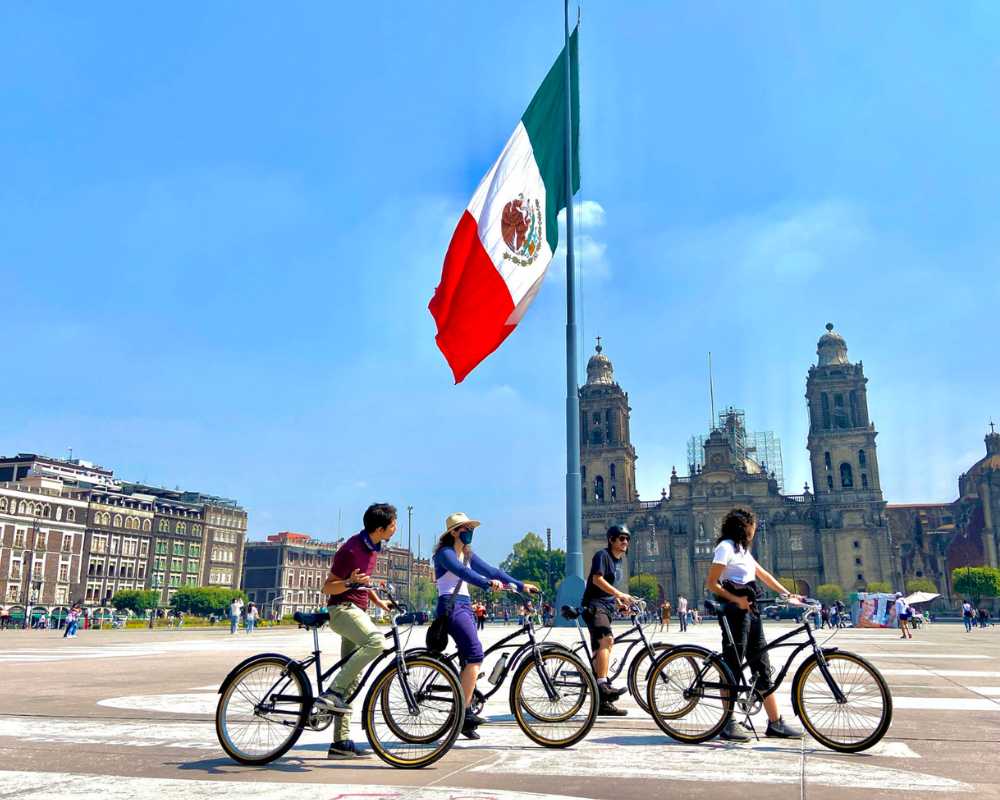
[429,211,516,384]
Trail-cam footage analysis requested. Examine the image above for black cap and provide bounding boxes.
[607,524,631,540]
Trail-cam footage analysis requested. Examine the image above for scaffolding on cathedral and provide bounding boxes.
[687,407,785,491]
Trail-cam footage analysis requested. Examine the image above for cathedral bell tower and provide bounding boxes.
[806,324,883,498]
[579,338,637,508]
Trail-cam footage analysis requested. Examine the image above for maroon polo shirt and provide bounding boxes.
[327,529,379,610]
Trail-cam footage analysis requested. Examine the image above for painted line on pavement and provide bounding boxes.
[0,770,585,800]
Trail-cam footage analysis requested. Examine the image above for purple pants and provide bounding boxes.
[439,598,483,666]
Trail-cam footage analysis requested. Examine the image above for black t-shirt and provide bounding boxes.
[581,548,622,611]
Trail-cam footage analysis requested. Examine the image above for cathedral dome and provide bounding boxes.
[586,338,614,385]
[817,322,849,366]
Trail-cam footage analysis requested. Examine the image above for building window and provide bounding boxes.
[139,540,149,557]
[820,394,831,429]
[36,531,48,550]
[171,557,183,572]
[173,542,185,556]
[67,509,76,522]
[113,514,123,528]
[861,473,869,490]
[824,452,832,471]
[13,529,25,548]
[62,534,73,552]
[58,561,70,582]
[142,519,151,531]
[833,394,849,429]
[857,573,864,581]
[92,534,108,554]
[855,557,862,566]
[858,449,867,468]
[826,475,833,490]
[840,463,854,489]
[159,520,169,532]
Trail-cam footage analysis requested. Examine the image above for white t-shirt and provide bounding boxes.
[963,602,973,615]
[712,540,758,585]
[230,600,243,616]
[677,597,688,613]
[894,598,908,617]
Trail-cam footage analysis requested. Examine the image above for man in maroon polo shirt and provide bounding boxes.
[316,502,396,759]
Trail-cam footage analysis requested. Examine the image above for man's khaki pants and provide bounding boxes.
[327,603,384,741]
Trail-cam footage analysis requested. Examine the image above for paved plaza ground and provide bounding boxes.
[0,618,998,800]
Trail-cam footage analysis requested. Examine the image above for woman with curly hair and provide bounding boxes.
[706,507,803,742]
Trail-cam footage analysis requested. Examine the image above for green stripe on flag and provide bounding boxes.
[521,25,580,256]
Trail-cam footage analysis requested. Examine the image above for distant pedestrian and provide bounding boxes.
[229,597,243,635]
[475,602,486,631]
[64,605,81,638]
[0,605,8,630]
[979,608,990,629]
[820,605,830,629]
[962,601,974,632]
[677,596,688,632]
[659,600,671,632]
[894,593,912,639]
[245,602,258,634]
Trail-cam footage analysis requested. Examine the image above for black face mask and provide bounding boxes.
[459,530,474,545]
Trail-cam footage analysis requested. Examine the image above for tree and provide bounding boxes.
[904,577,938,595]
[170,586,247,616]
[866,580,892,594]
[816,583,844,605]
[952,567,1000,604]
[412,577,436,612]
[111,589,159,614]
[777,577,798,594]
[628,573,658,604]
[500,531,566,595]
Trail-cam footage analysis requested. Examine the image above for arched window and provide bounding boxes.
[0,498,6,511]
[18,501,26,514]
[42,504,51,518]
[840,463,854,489]
[159,519,168,532]
[858,449,867,468]
[113,514,123,528]
[824,451,832,471]
[142,519,151,531]
[609,463,616,481]
[595,476,605,504]
[861,473,869,490]
[820,394,831,429]
[67,508,75,522]
[827,475,834,490]
[610,484,617,501]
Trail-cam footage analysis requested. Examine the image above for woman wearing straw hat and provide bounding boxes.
[433,512,539,739]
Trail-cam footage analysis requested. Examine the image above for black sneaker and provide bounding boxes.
[720,719,753,741]
[600,683,627,701]
[465,708,488,726]
[315,690,351,713]
[765,716,803,739]
[328,739,368,759]
[597,700,627,717]
[461,722,481,740]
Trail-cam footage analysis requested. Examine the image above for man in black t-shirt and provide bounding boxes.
[581,524,636,716]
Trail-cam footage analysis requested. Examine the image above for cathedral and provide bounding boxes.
[580,324,998,605]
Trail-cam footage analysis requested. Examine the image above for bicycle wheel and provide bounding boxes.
[215,656,309,765]
[794,650,892,752]
[627,643,671,714]
[510,649,598,748]
[646,646,734,744]
[363,655,464,769]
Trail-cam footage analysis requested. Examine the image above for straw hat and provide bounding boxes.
[443,512,481,535]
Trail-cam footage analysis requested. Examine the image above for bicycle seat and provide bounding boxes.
[560,605,582,621]
[293,611,329,629]
[703,600,721,616]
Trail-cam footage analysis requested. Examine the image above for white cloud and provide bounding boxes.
[664,200,870,283]
[550,200,610,281]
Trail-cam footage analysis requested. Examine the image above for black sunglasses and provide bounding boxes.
[613,534,631,542]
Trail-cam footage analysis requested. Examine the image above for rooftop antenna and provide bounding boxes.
[708,352,717,431]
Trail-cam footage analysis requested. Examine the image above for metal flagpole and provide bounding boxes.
[556,0,585,623]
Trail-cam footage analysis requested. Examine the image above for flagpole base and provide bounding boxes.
[553,574,586,628]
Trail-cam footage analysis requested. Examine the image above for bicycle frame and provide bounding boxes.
[707,610,847,705]
[569,608,657,681]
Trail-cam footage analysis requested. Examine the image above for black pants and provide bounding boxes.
[718,603,773,692]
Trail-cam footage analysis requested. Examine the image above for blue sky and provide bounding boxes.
[2,3,998,565]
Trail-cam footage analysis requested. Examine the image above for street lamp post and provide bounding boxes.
[22,512,41,630]
[407,505,413,606]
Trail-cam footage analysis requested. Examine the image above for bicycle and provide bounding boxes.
[413,590,599,748]
[561,598,671,714]
[215,586,464,769]
[645,600,892,752]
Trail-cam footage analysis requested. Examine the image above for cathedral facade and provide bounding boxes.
[579,324,997,605]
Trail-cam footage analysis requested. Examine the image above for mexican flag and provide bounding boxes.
[429,28,580,384]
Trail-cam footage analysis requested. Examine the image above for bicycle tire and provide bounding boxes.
[509,649,598,748]
[646,646,734,744]
[626,642,672,714]
[215,655,310,765]
[793,650,892,753]
[363,654,464,769]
